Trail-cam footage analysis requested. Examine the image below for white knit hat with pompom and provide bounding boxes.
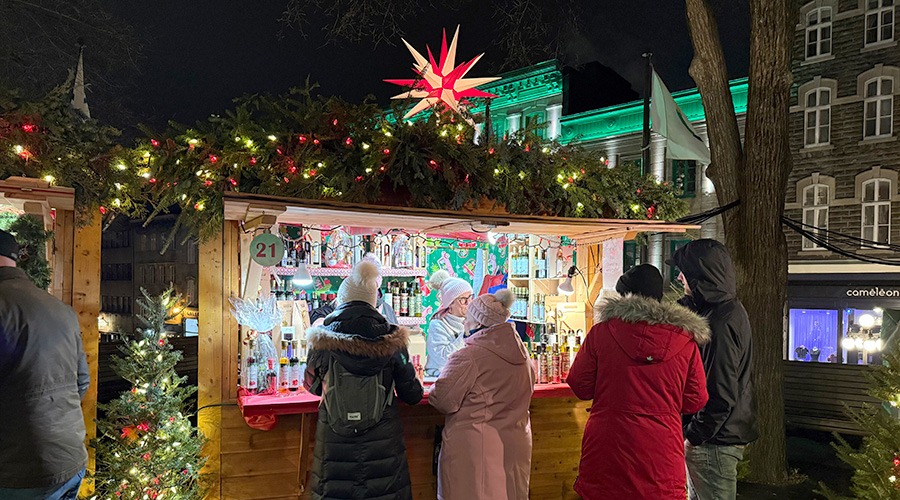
[430,270,474,315]
[337,260,380,307]
[466,288,515,327]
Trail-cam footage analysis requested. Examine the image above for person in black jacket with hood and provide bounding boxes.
[670,239,758,500]
[304,260,424,500]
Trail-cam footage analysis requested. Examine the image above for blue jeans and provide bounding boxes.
[685,442,744,500]
[0,469,85,500]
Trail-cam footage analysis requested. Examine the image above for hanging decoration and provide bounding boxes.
[385,26,499,124]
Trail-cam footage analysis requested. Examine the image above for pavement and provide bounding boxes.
[736,429,858,500]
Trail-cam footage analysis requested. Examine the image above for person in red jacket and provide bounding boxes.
[567,264,711,500]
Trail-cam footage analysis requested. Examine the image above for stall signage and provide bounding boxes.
[250,233,284,267]
[846,287,900,298]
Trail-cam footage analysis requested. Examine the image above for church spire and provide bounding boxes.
[71,42,91,119]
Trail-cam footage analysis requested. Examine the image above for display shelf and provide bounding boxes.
[269,266,427,278]
[238,383,577,418]
[396,316,427,326]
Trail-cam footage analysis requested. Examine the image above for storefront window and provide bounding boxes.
[788,309,838,362]
[841,308,885,365]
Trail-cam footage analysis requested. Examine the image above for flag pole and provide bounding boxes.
[641,52,653,174]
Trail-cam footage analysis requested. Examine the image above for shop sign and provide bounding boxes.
[845,287,900,298]
[249,233,284,267]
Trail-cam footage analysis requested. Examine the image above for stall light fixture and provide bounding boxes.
[557,265,577,296]
[486,230,498,245]
[858,314,876,329]
[293,263,313,287]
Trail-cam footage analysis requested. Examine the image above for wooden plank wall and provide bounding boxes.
[783,360,879,435]
[213,398,590,500]
[73,214,102,496]
[199,225,225,499]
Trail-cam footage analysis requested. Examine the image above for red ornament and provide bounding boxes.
[289,165,297,174]
[149,178,157,183]
[204,180,213,186]
[525,145,530,152]
[209,155,218,163]
[379,166,385,171]
[488,148,495,155]
[636,189,642,194]
[309,170,316,176]
[158,339,165,346]
[143,453,151,460]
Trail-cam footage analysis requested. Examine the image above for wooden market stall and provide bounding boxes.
[198,192,697,500]
[0,177,102,496]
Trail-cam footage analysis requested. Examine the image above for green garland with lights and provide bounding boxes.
[1,83,688,245]
[7,214,53,289]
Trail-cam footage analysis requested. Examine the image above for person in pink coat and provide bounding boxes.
[567,264,711,500]
[429,288,535,500]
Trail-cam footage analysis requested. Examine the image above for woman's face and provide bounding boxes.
[448,293,472,318]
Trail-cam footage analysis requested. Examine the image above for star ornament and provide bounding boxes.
[385,26,499,124]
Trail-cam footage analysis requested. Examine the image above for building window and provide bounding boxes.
[788,309,838,362]
[866,0,895,46]
[669,239,691,284]
[672,160,697,198]
[802,184,829,249]
[623,241,641,271]
[525,113,545,139]
[805,88,831,146]
[862,178,892,245]
[186,278,196,306]
[864,77,894,138]
[806,7,833,58]
[186,240,197,265]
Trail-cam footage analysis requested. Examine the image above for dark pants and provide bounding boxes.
[685,443,744,500]
[0,469,85,500]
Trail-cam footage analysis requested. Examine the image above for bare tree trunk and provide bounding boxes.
[739,0,793,484]
[684,0,793,484]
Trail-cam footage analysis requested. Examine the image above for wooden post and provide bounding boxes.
[199,226,225,499]
[73,214,101,498]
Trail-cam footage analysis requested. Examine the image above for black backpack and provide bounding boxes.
[320,356,394,436]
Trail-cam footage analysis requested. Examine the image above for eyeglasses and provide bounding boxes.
[456,295,473,305]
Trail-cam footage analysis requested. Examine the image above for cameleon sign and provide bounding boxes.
[846,287,900,298]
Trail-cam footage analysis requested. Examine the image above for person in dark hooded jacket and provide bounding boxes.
[669,239,758,500]
[566,264,710,500]
[303,260,424,500]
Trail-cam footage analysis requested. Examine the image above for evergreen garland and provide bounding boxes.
[2,82,688,248]
[819,331,900,499]
[7,214,52,289]
[92,288,207,500]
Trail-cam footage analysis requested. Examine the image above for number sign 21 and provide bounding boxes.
[249,233,284,267]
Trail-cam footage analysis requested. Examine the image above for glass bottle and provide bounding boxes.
[289,340,301,392]
[244,339,258,395]
[279,341,290,394]
[400,281,409,317]
[551,343,561,384]
[538,343,549,384]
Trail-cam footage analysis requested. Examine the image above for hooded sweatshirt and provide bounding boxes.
[429,322,535,500]
[567,294,711,500]
[671,239,759,447]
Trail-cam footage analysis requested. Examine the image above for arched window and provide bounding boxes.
[866,0,895,46]
[806,7,833,58]
[805,88,831,146]
[864,77,894,138]
[802,184,829,249]
[862,178,892,245]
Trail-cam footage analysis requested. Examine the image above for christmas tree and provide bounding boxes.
[820,328,900,499]
[7,214,52,289]
[92,288,207,500]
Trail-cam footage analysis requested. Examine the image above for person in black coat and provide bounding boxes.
[669,239,758,500]
[304,260,424,500]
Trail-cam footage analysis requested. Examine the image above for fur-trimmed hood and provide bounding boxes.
[595,294,711,344]
[306,325,411,359]
[594,294,711,364]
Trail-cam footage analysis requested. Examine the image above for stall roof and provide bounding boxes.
[224,192,698,244]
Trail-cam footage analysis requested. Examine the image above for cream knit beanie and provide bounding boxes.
[466,288,515,328]
[430,270,473,316]
[337,260,380,307]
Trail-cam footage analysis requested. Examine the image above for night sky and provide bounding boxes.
[99,0,751,127]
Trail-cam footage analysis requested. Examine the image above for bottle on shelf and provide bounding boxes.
[560,342,570,383]
[279,341,290,394]
[575,336,582,354]
[530,343,539,381]
[539,344,550,384]
[400,281,409,317]
[244,339,258,395]
[414,282,423,317]
[289,340,301,392]
[551,343,561,384]
[392,281,401,313]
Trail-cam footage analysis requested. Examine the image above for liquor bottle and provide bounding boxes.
[266,358,277,394]
[400,281,409,317]
[530,344,539,381]
[270,275,278,298]
[551,343,561,384]
[560,342,570,383]
[392,281,401,313]
[382,241,392,268]
[575,336,582,354]
[384,285,393,313]
[540,249,548,278]
[244,340,258,395]
[289,340,301,392]
[538,343,549,384]
[279,341,290,394]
